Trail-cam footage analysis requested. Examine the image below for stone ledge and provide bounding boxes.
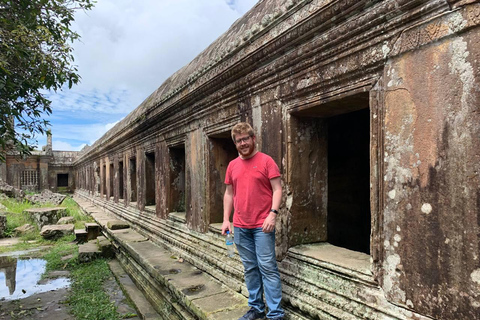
[74,196,251,320]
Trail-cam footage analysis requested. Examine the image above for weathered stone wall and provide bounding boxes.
[72,1,480,319]
[2,148,77,193]
[382,19,480,319]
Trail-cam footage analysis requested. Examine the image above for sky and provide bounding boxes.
[39,0,258,151]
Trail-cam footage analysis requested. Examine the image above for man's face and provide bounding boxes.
[234,133,255,158]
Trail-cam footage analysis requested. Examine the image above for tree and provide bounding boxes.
[0,0,94,162]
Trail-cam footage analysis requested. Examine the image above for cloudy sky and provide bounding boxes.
[40,0,258,151]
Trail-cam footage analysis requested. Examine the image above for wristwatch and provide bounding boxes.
[270,209,279,214]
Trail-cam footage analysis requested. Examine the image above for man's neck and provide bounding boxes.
[239,149,258,160]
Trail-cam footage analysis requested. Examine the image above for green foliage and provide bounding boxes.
[0,194,92,245]
[0,196,126,319]
[43,241,78,272]
[67,259,122,320]
[1,198,38,237]
[0,0,94,162]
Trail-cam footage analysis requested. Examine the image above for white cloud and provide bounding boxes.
[47,0,258,148]
[51,121,121,146]
[70,0,258,110]
[52,140,86,151]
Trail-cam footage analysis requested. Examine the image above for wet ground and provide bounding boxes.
[0,239,140,320]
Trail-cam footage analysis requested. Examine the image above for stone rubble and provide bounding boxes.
[0,181,25,199]
[25,189,66,205]
[14,223,36,236]
[40,224,74,240]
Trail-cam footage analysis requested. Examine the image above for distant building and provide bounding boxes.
[0,133,78,193]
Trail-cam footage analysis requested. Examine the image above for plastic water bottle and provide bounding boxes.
[225,231,235,257]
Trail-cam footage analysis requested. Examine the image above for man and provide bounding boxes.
[222,122,284,320]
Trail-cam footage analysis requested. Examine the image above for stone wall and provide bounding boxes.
[2,145,78,193]
[73,1,480,319]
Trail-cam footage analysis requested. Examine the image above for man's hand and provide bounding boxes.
[262,212,276,233]
[221,221,231,235]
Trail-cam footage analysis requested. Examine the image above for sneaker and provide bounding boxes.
[238,307,266,320]
[267,317,284,320]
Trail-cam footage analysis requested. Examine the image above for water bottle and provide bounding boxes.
[225,231,235,257]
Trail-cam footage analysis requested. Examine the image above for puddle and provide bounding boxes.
[0,255,70,300]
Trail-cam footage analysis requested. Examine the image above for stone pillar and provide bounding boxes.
[0,162,6,182]
[46,131,52,155]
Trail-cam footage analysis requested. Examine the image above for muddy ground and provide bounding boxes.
[0,239,140,320]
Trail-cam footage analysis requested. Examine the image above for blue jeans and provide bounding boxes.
[234,227,284,319]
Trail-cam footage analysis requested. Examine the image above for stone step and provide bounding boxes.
[74,196,251,320]
[107,220,130,230]
[108,259,161,320]
[74,229,88,243]
[85,222,101,240]
[97,236,115,259]
[78,241,102,263]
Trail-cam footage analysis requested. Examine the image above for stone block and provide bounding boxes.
[40,224,74,240]
[85,222,101,240]
[25,207,67,228]
[14,223,35,236]
[78,241,101,263]
[57,216,75,224]
[0,181,24,199]
[0,215,6,238]
[75,229,88,243]
[107,220,130,230]
[25,190,66,205]
[97,236,115,259]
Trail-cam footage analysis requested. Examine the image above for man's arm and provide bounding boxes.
[222,184,234,235]
[262,176,282,233]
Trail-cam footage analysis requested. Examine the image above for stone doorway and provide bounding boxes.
[288,92,371,255]
[168,145,186,213]
[208,134,237,224]
[118,161,124,200]
[145,152,156,206]
[57,173,68,188]
[129,157,137,203]
[327,108,370,254]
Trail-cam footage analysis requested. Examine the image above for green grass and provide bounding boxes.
[0,194,93,241]
[41,242,123,319]
[0,195,127,319]
[67,259,122,319]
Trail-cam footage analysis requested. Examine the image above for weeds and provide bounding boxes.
[67,259,122,320]
[0,194,127,319]
[0,195,93,241]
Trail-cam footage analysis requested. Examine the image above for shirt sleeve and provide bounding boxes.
[266,156,281,180]
[225,162,233,185]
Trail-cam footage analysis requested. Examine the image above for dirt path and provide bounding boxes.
[0,287,73,320]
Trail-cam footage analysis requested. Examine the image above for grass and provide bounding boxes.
[40,242,125,319]
[67,259,123,319]
[0,194,130,319]
[0,194,93,241]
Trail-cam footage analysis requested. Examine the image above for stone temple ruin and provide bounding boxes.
[2,0,480,319]
[0,133,78,193]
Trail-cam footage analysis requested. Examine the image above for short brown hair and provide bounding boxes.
[231,122,254,141]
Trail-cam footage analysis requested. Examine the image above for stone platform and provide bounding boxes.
[73,196,250,320]
[24,207,67,228]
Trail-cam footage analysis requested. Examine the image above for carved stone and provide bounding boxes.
[59,1,480,319]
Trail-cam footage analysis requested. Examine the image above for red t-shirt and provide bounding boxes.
[225,152,280,228]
